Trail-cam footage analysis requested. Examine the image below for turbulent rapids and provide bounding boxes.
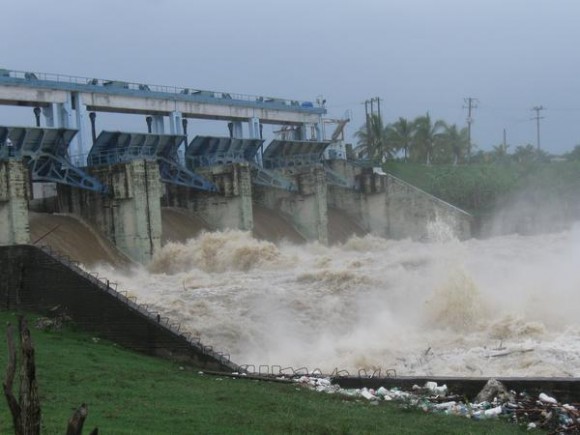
[83,219,580,378]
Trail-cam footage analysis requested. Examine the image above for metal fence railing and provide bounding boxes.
[0,68,324,113]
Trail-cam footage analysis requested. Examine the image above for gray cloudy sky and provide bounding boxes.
[2,0,580,154]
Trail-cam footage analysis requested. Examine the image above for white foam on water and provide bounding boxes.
[96,223,580,377]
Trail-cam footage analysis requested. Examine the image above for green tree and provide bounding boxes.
[490,143,511,163]
[411,114,446,165]
[385,117,414,162]
[354,113,390,163]
[439,124,469,165]
[565,145,580,161]
[512,144,538,163]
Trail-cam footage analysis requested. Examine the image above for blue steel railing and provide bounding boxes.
[0,68,325,115]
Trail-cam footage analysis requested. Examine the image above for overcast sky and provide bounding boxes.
[2,0,579,154]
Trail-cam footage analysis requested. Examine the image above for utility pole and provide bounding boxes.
[531,105,545,151]
[364,97,381,118]
[364,100,370,142]
[363,97,383,161]
[463,97,478,160]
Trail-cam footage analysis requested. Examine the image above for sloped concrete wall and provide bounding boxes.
[326,160,471,240]
[0,160,30,245]
[383,174,472,240]
[0,245,237,372]
[58,160,162,264]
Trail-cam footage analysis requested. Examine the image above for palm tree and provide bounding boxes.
[354,113,389,163]
[385,117,414,162]
[411,114,446,165]
[441,124,469,165]
[491,143,510,163]
[512,144,537,163]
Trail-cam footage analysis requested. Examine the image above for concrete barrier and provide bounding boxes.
[0,244,238,372]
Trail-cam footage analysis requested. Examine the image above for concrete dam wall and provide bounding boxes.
[1,158,472,265]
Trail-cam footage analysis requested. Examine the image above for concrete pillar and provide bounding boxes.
[72,92,90,166]
[58,160,162,264]
[202,163,252,231]
[42,97,74,129]
[298,124,307,140]
[164,163,253,232]
[169,111,183,135]
[292,165,328,244]
[315,121,323,141]
[43,103,60,127]
[0,160,30,245]
[232,121,243,139]
[325,161,370,232]
[151,115,165,134]
[248,117,260,139]
[258,165,328,244]
[237,163,254,231]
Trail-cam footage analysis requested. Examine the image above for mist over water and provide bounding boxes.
[94,222,580,377]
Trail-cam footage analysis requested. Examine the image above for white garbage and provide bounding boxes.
[424,381,448,396]
[483,405,502,417]
[433,401,456,410]
[539,392,558,404]
[376,386,390,397]
[361,388,378,401]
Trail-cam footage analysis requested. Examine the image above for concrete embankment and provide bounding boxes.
[0,244,238,372]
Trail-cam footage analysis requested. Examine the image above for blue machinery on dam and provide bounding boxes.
[0,68,344,193]
[0,126,108,193]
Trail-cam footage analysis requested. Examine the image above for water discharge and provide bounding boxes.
[90,221,580,378]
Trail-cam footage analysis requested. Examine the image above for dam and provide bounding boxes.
[0,68,471,263]
[0,67,473,371]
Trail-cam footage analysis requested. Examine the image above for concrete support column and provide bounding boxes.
[232,121,243,139]
[204,163,253,230]
[315,121,323,141]
[264,165,328,244]
[236,163,254,231]
[62,95,74,129]
[298,124,307,141]
[293,165,328,244]
[169,111,183,135]
[0,160,30,245]
[42,98,73,128]
[151,115,165,134]
[72,92,89,166]
[57,160,162,264]
[248,117,260,139]
[43,103,60,127]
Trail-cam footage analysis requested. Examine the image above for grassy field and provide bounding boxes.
[384,160,580,218]
[0,311,533,434]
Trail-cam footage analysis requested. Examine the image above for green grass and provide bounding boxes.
[0,311,532,434]
[385,160,580,233]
